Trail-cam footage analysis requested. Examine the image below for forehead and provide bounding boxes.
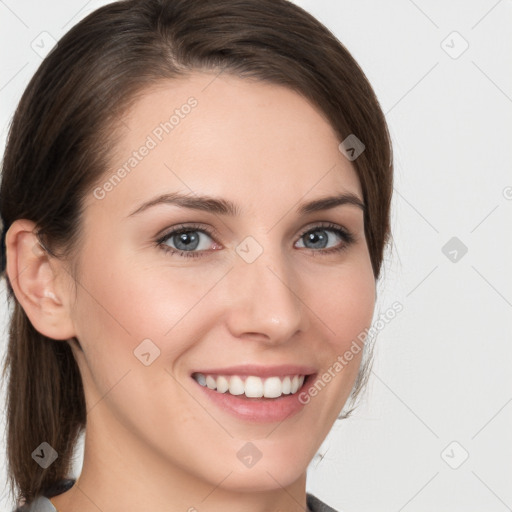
[86,72,362,218]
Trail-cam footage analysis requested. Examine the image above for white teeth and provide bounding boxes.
[282,376,291,394]
[216,375,229,393]
[245,376,263,398]
[228,376,244,395]
[193,373,306,398]
[291,375,300,394]
[263,377,282,398]
[205,375,216,389]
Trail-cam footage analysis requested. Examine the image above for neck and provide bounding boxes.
[50,414,310,512]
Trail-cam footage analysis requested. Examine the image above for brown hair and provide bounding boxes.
[0,0,393,506]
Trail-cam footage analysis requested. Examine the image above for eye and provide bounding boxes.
[295,223,355,254]
[156,222,355,259]
[156,224,218,258]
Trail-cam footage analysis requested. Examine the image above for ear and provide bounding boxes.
[5,219,77,340]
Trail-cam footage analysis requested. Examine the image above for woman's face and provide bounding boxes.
[66,72,375,493]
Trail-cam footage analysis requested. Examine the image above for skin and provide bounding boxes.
[6,72,376,512]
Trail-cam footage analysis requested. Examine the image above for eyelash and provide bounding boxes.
[155,222,356,259]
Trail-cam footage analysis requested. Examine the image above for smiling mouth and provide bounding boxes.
[191,372,313,399]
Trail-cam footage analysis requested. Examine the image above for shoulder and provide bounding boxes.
[13,496,55,512]
[12,479,76,512]
[307,492,340,512]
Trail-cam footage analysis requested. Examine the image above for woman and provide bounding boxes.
[0,0,393,510]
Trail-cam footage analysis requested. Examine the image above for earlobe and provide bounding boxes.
[5,219,76,340]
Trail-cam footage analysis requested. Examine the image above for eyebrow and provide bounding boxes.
[127,191,365,218]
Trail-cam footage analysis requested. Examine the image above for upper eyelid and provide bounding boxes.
[297,222,347,235]
[156,223,218,243]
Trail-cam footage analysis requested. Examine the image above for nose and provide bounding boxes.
[224,245,309,345]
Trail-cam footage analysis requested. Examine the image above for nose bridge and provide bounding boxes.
[226,237,307,342]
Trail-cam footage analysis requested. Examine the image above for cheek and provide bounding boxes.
[300,255,376,415]
[307,257,376,349]
[71,251,227,375]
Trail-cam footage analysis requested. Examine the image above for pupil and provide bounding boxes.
[306,231,327,249]
[175,231,199,251]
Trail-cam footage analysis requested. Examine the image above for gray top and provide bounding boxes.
[16,496,55,512]
[16,488,338,512]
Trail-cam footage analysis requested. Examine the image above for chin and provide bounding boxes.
[205,441,312,492]
[216,465,307,493]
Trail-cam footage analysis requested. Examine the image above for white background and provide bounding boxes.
[1,1,511,511]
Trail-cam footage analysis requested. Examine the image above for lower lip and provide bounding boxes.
[193,375,314,423]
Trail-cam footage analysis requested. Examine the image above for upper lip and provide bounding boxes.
[191,364,317,378]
